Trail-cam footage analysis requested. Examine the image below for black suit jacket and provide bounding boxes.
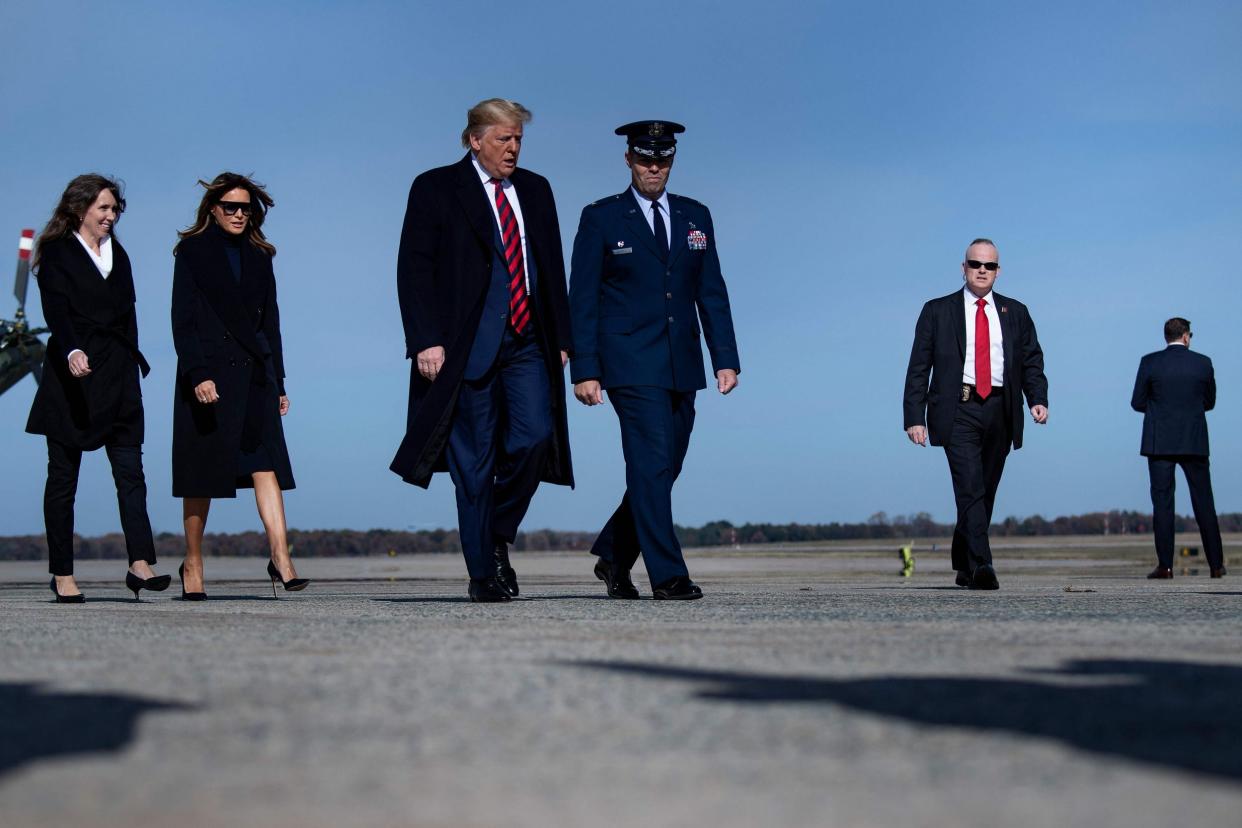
[26,235,149,449]
[1130,344,1214,457]
[390,153,573,488]
[903,289,1048,449]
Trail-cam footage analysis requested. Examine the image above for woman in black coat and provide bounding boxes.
[171,173,306,599]
[26,174,171,603]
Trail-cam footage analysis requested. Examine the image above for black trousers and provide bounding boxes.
[45,438,157,576]
[1148,455,1224,569]
[943,394,1010,573]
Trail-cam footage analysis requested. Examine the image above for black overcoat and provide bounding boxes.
[170,224,294,497]
[903,289,1049,450]
[26,236,150,449]
[390,154,574,488]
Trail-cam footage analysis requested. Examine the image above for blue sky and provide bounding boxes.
[1,0,1239,536]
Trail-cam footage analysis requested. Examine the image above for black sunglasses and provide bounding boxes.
[217,201,253,216]
[965,260,999,271]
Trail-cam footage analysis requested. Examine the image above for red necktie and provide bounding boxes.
[975,298,991,399]
[492,178,530,334]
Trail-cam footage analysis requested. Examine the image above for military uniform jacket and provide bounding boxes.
[26,235,150,449]
[1130,345,1215,457]
[569,190,739,391]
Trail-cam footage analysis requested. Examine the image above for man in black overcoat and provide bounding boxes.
[903,238,1049,590]
[391,98,573,602]
[1131,317,1225,579]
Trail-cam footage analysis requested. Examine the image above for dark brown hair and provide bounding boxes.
[1164,317,1191,342]
[176,172,276,256]
[34,174,125,268]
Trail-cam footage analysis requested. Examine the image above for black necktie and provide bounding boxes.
[652,201,669,261]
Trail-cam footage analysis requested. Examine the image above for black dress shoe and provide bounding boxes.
[1146,566,1174,580]
[266,560,310,598]
[468,577,512,603]
[178,563,207,601]
[652,576,703,600]
[968,565,999,590]
[594,558,640,599]
[955,570,971,587]
[1211,566,1227,579]
[125,571,173,602]
[493,542,519,597]
[49,578,85,604]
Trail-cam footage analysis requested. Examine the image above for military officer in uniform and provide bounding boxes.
[569,120,740,600]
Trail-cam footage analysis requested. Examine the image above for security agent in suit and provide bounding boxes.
[1131,317,1225,579]
[569,120,740,600]
[391,99,574,603]
[903,239,1049,590]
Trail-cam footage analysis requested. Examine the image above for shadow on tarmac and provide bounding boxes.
[572,658,1242,781]
[0,682,193,779]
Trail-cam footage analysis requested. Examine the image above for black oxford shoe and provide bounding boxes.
[652,576,703,601]
[493,542,519,597]
[1211,566,1227,579]
[594,558,640,599]
[968,565,1000,590]
[469,577,512,603]
[1146,566,1173,580]
[955,570,971,587]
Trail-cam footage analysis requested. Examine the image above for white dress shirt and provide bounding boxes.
[74,232,113,278]
[962,287,1004,387]
[472,155,530,291]
[629,186,671,248]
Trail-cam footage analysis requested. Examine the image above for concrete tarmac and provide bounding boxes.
[1,548,1240,828]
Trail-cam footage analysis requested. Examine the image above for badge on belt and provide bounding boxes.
[961,384,972,402]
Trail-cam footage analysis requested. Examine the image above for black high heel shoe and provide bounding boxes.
[267,560,309,598]
[49,578,85,604]
[179,563,207,602]
[125,570,172,602]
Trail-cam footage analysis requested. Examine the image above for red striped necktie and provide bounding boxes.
[975,298,991,399]
[491,178,530,334]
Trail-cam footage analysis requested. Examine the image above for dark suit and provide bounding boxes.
[170,223,295,498]
[391,154,573,579]
[903,289,1048,574]
[25,235,156,576]
[569,190,739,587]
[1130,344,1223,569]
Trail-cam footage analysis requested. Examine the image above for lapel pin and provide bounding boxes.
[617,241,624,247]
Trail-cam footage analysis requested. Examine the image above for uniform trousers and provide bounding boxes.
[591,386,696,588]
[45,438,157,576]
[446,331,552,580]
[943,392,1009,574]
[1148,455,1224,569]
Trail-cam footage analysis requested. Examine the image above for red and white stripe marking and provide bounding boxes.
[18,229,34,260]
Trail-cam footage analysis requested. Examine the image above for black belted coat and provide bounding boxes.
[26,235,150,449]
[170,224,294,497]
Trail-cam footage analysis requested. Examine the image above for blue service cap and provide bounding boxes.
[615,120,686,159]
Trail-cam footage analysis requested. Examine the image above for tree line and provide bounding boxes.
[0,510,1237,561]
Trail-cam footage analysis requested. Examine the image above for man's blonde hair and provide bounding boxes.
[461,98,533,148]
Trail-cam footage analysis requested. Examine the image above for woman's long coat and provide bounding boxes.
[170,224,294,497]
[26,236,150,449]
